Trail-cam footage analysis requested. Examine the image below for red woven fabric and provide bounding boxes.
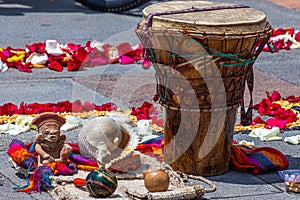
[231,145,289,174]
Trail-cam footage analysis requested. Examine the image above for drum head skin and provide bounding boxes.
[141,1,266,33]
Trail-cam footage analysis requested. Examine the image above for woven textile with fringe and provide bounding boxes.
[7,139,98,193]
[136,137,289,175]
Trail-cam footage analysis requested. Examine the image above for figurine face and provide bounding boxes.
[39,122,60,143]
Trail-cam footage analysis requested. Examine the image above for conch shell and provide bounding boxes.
[78,117,131,166]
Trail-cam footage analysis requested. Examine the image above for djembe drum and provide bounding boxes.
[135,1,272,176]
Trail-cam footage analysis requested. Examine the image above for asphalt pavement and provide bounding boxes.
[0,0,300,199]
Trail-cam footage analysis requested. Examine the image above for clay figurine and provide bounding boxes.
[31,112,72,166]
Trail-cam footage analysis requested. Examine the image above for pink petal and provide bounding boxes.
[266,118,287,129]
[142,59,151,69]
[269,91,281,101]
[295,32,300,42]
[3,49,10,57]
[119,55,135,64]
[263,44,271,52]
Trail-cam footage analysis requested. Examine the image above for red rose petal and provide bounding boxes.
[131,101,153,120]
[284,40,293,50]
[94,102,117,111]
[286,27,295,36]
[151,115,158,124]
[267,103,281,110]
[72,47,89,63]
[85,41,93,52]
[266,118,287,129]
[285,95,300,102]
[83,101,95,111]
[48,60,63,72]
[67,61,82,71]
[26,42,46,53]
[57,100,72,113]
[272,28,286,37]
[252,116,265,125]
[156,118,164,127]
[0,103,18,115]
[67,43,81,52]
[268,91,281,101]
[71,100,83,112]
[116,42,133,56]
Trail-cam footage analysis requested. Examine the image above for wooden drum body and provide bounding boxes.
[135,1,272,176]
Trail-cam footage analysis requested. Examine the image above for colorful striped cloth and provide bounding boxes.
[135,137,289,174]
[7,139,99,193]
[231,145,289,174]
[135,135,164,161]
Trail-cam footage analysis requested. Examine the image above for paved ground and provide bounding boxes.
[268,0,300,11]
[0,0,300,199]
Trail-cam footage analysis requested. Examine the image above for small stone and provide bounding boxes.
[143,169,169,192]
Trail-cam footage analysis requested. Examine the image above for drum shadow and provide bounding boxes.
[202,170,281,185]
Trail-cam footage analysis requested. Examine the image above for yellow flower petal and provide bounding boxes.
[10,50,26,56]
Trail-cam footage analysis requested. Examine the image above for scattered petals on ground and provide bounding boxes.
[263,27,300,52]
[0,27,299,73]
[0,40,144,73]
[235,91,300,132]
[0,100,165,135]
